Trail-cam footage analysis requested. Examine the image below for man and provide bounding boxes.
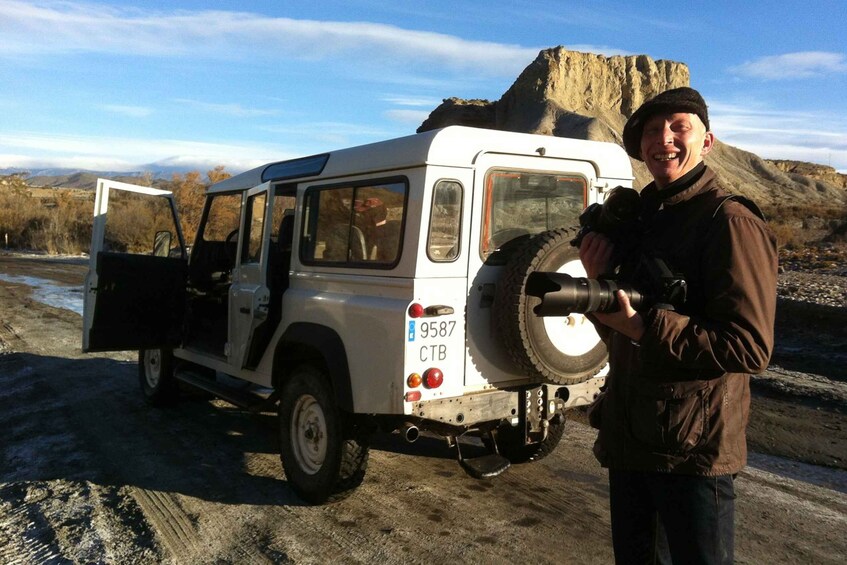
[355,197,401,262]
[580,87,777,564]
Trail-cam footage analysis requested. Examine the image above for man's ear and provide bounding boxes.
[701,132,715,157]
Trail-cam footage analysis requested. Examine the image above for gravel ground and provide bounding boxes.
[0,252,845,563]
[778,270,846,308]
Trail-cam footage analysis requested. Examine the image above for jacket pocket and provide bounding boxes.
[587,391,606,430]
[628,379,711,454]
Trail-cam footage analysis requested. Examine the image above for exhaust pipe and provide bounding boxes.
[401,423,420,443]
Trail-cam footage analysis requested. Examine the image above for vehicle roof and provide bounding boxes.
[208,126,632,193]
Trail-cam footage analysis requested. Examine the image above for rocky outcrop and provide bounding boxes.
[768,160,847,190]
[419,47,847,208]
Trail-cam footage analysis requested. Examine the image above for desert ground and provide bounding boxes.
[0,253,845,564]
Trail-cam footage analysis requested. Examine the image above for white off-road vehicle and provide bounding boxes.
[82,126,632,503]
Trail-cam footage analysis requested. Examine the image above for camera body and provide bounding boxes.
[571,186,641,250]
[527,186,687,316]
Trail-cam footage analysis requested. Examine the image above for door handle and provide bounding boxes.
[239,307,251,314]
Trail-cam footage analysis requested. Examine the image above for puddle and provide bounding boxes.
[0,274,84,316]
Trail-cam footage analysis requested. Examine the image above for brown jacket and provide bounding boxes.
[590,167,777,476]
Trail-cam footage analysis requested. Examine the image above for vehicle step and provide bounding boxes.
[176,370,275,412]
[459,453,511,479]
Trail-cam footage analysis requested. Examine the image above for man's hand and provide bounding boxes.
[578,232,646,342]
[578,231,614,279]
[591,290,646,342]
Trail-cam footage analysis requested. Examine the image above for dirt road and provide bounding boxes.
[1,254,845,564]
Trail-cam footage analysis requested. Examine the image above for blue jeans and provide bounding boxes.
[608,470,736,565]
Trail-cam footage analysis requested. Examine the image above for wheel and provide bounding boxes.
[493,226,608,384]
[139,348,179,406]
[495,416,566,464]
[278,364,369,504]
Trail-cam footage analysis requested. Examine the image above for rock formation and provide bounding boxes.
[418,47,847,208]
[768,160,847,190]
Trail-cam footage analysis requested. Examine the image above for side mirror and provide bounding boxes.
[153,230,172,257]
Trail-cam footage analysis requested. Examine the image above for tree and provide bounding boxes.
[167,166,231,243]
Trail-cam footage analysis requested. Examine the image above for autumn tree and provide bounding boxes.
[207,165,231,185]
[167,166,232,243]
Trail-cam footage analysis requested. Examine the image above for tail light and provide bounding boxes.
[408,303,425,318]
[424,368,443,389]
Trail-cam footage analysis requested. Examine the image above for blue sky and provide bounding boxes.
[1,0,846,175]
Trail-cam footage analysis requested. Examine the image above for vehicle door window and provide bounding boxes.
[242,192,267,264]
[102,189,181,256]
[482,170,586,264]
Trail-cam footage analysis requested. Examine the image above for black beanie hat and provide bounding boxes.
[622,87,710,161]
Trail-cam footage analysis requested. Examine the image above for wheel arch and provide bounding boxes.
[272,322,355,413]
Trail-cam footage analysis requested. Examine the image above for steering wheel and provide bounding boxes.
[224,228,239,263]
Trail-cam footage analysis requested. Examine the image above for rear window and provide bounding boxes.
[427,180,463,262]
[482,170,587,264]
[301,179,407,267]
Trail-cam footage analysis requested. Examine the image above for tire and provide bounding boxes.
[495,416,566,464]
[278,364,369,504]
[138,348,179,406]
[494,226,607,385]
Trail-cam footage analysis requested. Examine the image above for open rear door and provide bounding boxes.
[82,179,188,352]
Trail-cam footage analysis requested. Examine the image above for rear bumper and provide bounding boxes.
[410,374,606,429]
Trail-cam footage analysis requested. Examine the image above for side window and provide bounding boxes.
[427,180,463,261]
[482,170,586,264]
[302,179,407,266]
[241,192,266,264]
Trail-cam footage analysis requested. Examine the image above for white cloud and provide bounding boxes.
[174,99,280,118]
[0,0,541,77]
[381,96,442,108]
[730,52,847,80]
[383,109,431,125]
[0,131,292,172]
[710,101,847,170]
[258,121,398,148]
[102,104,153,118]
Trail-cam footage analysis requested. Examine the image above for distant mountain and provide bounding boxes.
[25,172,154,190]
[2,165,195,190]
[2,161,246,190]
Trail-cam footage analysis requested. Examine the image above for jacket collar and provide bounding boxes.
[641,163,715,208]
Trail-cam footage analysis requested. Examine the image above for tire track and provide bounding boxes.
[130,488,201,561]
[0,488,62,565]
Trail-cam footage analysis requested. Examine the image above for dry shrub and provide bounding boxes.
[768,222,804,250]
[1,167,230,255]
[763,203,847,250]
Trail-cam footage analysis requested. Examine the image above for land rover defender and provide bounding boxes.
[82,126,633,503]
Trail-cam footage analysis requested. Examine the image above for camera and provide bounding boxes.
[527,186,687,316]
[571,186,641,249]
[526,255,686,316]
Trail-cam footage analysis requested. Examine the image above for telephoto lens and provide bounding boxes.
[525,272,644,316]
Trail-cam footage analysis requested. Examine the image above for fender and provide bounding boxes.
[274,322,354,412]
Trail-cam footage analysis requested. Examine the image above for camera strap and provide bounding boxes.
[712,194,766,222]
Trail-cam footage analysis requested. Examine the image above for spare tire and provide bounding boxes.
[494,227,607,385]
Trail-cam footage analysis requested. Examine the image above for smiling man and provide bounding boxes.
[579,87,778,564]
